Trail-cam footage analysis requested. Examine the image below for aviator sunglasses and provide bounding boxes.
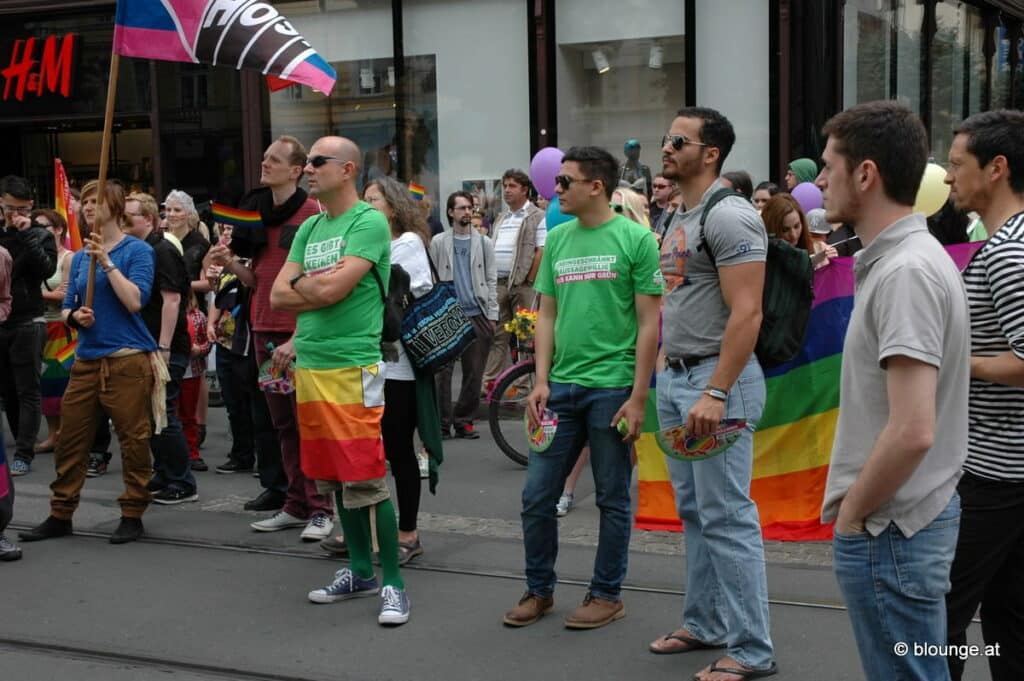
[662,134,709,151]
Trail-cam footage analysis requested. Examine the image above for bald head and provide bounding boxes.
[305,136,364,206]
[317,136,362,172]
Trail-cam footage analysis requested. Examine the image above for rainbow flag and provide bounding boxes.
[210,202,262,229]
[408,183,426,201]
[113,0,337,94]
[54,159,82,251]
[636,243,983,541]
[295,364,386,482]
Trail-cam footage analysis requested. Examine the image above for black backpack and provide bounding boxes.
[370,264,411,343]
[699,188,814,369]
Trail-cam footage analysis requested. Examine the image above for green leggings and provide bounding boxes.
[335,493,404,590]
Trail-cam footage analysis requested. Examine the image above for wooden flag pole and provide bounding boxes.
[85,51,120,309]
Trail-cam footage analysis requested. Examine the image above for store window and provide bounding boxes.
[992,25,1013,108]
[931,1,987,160]
[555,0,685,198]
[843,0,892,108]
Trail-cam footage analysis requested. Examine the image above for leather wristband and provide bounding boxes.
[66,308,82,329]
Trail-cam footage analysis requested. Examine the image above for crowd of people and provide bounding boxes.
[0,102,1021,681]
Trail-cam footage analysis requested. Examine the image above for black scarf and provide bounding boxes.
[230,186,309,258]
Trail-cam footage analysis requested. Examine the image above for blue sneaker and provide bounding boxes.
[378,585,410,625]
[10,458,30,476]
[308,568,379,604]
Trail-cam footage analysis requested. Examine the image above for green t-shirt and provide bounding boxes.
[534,214,663,388]
[286,202,391,369]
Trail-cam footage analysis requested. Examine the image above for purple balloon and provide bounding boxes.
[530,147,564,200]
[791,182,823,213]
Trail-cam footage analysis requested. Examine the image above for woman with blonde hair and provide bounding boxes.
[611,187,650,228]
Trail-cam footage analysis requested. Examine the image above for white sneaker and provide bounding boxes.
[300,513,334,542]
[250,510,307,532]
[556,493,573,517]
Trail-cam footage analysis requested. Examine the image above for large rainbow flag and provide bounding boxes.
[636,243,982,541]
[54,159,82,251]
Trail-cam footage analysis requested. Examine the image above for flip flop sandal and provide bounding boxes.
[693,661,778,680]
[398,540,423,566]
[649,632,727,655]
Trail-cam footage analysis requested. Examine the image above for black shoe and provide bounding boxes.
[151,487,198,505]
[146,477,167,493]
[109,517,144,544]
[198,424,207,449]
[243,489,285,512]
[19,516,73,542]
[86,455,108,478]
[190,458,209,472]
[440,426,454,440]
[319,535,348,556]
[0,535,22,561]
[454,423,481,440]
[215,459,255,474]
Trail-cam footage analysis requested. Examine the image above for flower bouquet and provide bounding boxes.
[504,306,538,348]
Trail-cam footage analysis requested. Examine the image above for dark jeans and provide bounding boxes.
[248,352,286,494]
[436,315,492,429]
[382,379,420,533]
[150,354,196,494]
[215,344,254,467]
[0,321,46,462]
[946,472,1024,681]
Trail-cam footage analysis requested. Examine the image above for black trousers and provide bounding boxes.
[0,321,45,462]
[382,379,420,533]
[946,471,1024,681]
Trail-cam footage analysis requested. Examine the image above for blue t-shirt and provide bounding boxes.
[64,236,157,359]
[452,233,481,316]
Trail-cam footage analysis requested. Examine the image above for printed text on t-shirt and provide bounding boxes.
[554,255,619,284]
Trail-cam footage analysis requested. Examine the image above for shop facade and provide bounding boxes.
[2,0,1022,212]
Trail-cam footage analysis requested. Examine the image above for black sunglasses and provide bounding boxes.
[307,155,344,168]
[554,174,593,191]
[662,134,709,151]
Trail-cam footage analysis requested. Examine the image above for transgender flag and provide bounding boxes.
[113,0,336,94]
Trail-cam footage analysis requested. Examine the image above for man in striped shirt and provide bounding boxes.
[944,109,1024,681]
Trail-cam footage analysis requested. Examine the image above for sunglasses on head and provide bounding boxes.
[610,203,624,213]
[307,155,344,168]
[662,134,709,151]
[554,174,593,191]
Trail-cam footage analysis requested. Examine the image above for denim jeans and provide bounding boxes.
[150,353,196,494]
[0,321,46,463]
[521,382,633,601]
[834,493,961,681]
[656,356,774,671]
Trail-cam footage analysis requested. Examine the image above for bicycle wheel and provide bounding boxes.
[487,360,535,466]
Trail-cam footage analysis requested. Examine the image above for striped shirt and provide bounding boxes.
[963,210,1024,481]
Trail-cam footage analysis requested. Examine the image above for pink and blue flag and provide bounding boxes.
[113,0,336,94]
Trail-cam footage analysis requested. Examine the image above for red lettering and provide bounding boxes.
[38,34,75,98]
[1,38,36,102]
[1,33,76,102]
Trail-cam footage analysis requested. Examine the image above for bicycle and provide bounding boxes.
[485,333,536,466]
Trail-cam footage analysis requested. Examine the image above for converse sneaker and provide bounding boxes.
[10,458,30,476]
[86,455,107,478]
[378,585,410,625]
[0,535,22,561]
[556,492,574,517]
[250,510,306,532]
[300,513,333,542]
[308,568,379,604]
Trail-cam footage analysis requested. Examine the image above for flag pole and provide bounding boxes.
[85,51,120,308]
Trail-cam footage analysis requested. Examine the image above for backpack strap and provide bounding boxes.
[369,266,387,305]
[697,187,748,269]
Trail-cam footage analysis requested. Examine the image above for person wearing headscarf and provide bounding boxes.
[785,157,818,190]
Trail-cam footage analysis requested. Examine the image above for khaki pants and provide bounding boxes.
[51,353,154,520]
[483,280,536,387]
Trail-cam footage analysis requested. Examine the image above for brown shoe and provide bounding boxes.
[503,591,554,627]
[564,594,625,629]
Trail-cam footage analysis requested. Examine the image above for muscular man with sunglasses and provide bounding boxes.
[650,109,777,681]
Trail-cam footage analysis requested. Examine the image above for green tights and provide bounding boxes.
[334,493,404,590]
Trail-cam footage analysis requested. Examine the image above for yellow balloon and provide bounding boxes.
[914,162,951,217]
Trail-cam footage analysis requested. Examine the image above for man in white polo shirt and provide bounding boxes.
[818,101,970,681]
[483,169,545,390]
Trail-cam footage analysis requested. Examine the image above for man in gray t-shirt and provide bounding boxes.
[648,107,776,681]
[818,101,969,681]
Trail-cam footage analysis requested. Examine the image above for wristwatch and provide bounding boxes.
[289,272,306,289]
[101,261,117,273]
[703,386,728,402]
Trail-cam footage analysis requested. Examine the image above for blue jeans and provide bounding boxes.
[657,356,774,671]
[150,353,196,493]
[521,382,633,601]
[834,494,961,681]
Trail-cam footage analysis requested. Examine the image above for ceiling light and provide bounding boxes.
[592,50,610,74]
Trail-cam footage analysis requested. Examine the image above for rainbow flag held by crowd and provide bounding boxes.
[113,0,337,94]
[211,202,262,229]
[53,159,82,251]
[636,242,982,541]
[408,183,426,201]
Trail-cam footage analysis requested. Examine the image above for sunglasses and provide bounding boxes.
[662,134,709,151]
[307,155,345,168]
[554,174,593,191]
[2,205,31,215]
[611,203,624,213]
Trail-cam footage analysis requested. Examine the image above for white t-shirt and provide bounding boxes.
[385,232,433,381]
[493,202,546,277]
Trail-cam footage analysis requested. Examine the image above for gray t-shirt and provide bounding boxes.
[821,214,970,538]
[660,181,767,357]
[452,233,481,317]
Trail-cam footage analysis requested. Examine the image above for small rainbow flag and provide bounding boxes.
[211,203,262,229]
[55,340,77,368]
[408,183,426,201]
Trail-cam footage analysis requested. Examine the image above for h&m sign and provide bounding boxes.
[1,33,78,103]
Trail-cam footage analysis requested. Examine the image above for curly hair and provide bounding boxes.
[365,176,431,247]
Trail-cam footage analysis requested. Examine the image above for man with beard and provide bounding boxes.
[206,136,334,543]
